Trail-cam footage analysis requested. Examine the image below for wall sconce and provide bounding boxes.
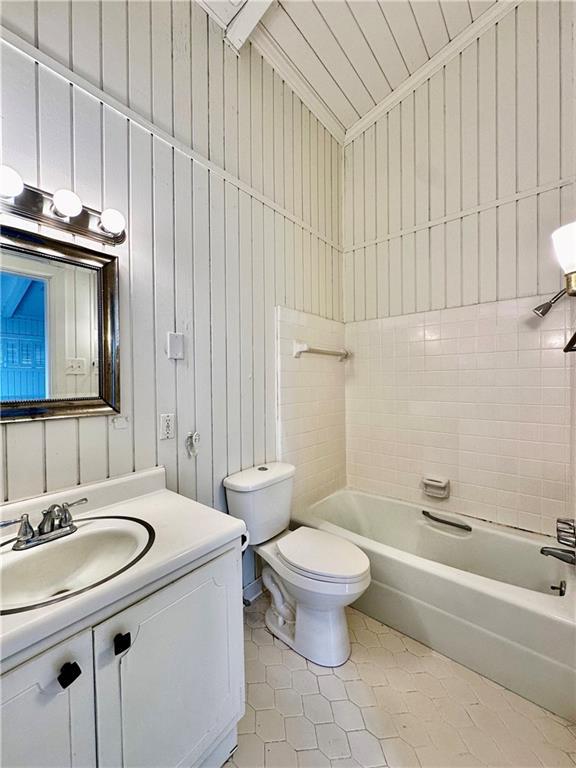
[552,221,576,296]
[0,166,126,245]
[550,221,576,352]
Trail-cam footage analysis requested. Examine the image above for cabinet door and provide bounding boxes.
[94,548,244,768]
[1,630,96,768]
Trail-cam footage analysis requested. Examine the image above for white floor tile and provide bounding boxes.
[347,730,386,767]
[332,701,366,732]
[319,675,349,702]
[303,694,335,725]
[316,723,352,759]
[239,595,575,768]
[297,749,331,768]
[265,741,298,768]
[286,716,318,751]
[256,709,287,743]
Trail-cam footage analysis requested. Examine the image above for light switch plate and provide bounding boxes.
[166,332,184,360]
[66,357,87,374]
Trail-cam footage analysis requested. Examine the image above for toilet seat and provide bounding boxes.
[276,527,370,584]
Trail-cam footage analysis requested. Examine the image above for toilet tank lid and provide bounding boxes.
[223,463,295,492]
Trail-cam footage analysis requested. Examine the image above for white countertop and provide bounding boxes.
[1,469,245,665]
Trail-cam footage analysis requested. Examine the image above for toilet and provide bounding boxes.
[224,463,371,667]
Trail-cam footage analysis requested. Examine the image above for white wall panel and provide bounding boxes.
[343,0,574,322]
[0,6,343,505]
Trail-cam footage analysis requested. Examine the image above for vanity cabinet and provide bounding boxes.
[94,550,243,768]
[1,629,96,767]
[1,545,243,768]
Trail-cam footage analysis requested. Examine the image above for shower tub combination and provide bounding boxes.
[294,490,576,721]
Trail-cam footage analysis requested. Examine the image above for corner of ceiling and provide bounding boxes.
[249,22,347,145]
[343,0,523,146]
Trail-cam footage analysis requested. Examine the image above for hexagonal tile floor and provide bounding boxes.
[228,594,576,768]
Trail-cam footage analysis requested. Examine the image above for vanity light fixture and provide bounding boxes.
[0,165,24,200]
[100,208,126,236]
[0,170,126,245]
[52,188,83,219]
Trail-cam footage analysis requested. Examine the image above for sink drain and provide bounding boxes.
[50,588,70,597]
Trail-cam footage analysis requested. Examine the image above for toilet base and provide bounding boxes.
[264,602,351,668]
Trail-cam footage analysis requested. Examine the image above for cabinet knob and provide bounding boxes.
[114,631,132,656]
[57,661,82,689]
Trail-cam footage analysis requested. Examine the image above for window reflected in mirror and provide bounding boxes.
[1,252,99,402]
[0,227,119,421]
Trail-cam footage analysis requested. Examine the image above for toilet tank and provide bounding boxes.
[223,463,295,544]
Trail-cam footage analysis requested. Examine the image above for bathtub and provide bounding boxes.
[293,489,576,721]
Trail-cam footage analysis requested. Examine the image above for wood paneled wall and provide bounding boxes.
[0,2,342,506]
[342,0,575,322]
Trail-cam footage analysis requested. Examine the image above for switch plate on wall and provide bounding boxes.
[160,413,176,440]
[166,332,184,360]
[66,358,87,374]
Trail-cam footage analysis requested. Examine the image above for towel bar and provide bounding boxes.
[293,341,351,361]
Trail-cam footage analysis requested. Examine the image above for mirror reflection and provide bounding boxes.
[1,249,99,402]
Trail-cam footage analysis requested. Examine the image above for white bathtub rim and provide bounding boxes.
[311,486,558,546]
[294,492,576,625]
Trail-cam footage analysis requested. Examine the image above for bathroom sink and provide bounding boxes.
[0,516,155,615]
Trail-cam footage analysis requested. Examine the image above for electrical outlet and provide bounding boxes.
[160,413,176,440]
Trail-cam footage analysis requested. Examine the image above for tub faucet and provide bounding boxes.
[556,518,576,548]
[540,547,575,565]
[540,518,576,565]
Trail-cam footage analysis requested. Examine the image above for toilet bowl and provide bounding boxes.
[223,463,371,667]
[257,527,370,666]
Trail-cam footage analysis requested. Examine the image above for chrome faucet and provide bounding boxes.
[541,548,575,565]
[540,518,576,566]
[2,497,88,551]
[0,514,35,548]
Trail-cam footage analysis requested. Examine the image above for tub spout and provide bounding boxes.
[540,547,575,565]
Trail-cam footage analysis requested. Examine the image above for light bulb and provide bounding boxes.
[100,208,126,236]
[552,222,576,274]
[52,189,83,218]
[0,165,24,199]
[552,221,576,296]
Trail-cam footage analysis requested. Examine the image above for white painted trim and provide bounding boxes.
[344,0,524,145]
[0,27,342,251]
[194,0,229,31]
[226,0,275,52]
[250,23,346,143]
[342,176,576,253]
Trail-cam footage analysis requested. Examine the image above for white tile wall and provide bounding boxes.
[345,297,573,536]
[277,308,346,514]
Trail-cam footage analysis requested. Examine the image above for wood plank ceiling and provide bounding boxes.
[257,0,496,135]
